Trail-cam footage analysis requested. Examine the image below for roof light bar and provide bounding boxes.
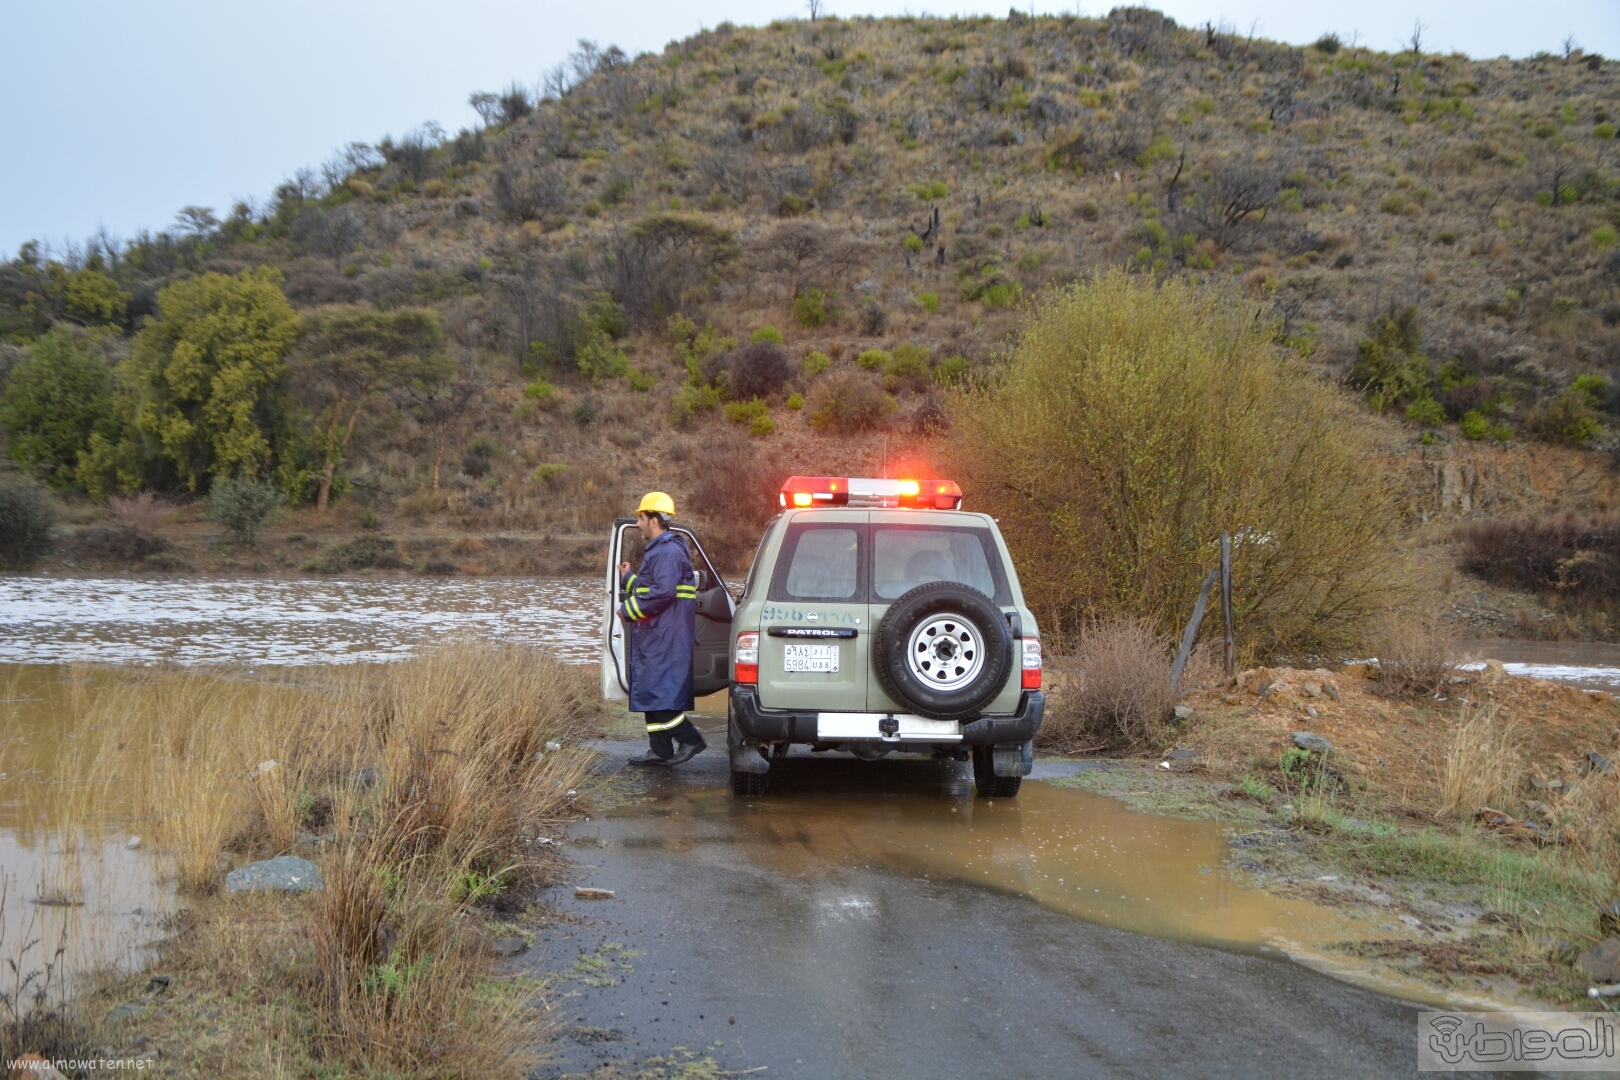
[779,476,963,510]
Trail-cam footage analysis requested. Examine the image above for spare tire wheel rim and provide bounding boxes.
[906,613,985,691]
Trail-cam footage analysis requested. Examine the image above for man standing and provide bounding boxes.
[619,492,708,766]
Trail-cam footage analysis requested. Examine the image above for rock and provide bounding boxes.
[125,835,141,850]
[574,887,615,900]
[1172,705,1193,721]
[105,1002,142,1023]
[1167,749,1196,760]
[8,1054,68,1080]
[225,855,324,894]
[544,740,562,752]
[1291,732,1334,754]
[1601,900,1620,936]
[1305,706,1319,720]
[1580,938,1620,983]
[1478,658,1507,684]
[1302,682,1323,698]
[1339,662,1380,680]
[490,936,529,957]
[1399,915,1424,928]
[1322,683,1339,701]
[349,765,380,789]
[254,759,278,777]
[1266,679,1292,697]
[1586,751,1614,777]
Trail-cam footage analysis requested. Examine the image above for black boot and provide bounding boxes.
[667,738,708,766]
[627,749,671,766]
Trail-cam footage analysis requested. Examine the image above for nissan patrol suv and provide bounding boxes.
[601,475,1043,799]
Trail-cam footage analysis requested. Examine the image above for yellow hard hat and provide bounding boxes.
[636,491,676,517]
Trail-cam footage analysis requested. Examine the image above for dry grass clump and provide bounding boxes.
[955,272,1407,657]
[1373,609,1463,698]
[1438,705,1525,819]
[1039,619,1211,752]
[61,644,598,1077]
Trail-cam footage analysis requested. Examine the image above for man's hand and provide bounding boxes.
[618,561,631,576]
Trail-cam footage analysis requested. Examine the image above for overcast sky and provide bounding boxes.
[3,0,1616,259]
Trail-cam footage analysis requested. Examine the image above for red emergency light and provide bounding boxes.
[779,476,963,510]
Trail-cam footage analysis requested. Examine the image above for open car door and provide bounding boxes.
[600,519,736,702]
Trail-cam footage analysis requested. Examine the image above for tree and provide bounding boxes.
[0,327,115,489]
[599,214,739,324]
[292,307,454,511]
[125,267,301,490]
[204,475,285,546]
[405,377,481,490]
[954,271,1402,657]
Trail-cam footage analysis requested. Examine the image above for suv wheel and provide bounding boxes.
[728,715,768,798]
[874,582,1013,721]
[972,745,1023,798]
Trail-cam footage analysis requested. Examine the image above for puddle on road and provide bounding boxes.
[597,728,1481,1007]
[0,665,172,984]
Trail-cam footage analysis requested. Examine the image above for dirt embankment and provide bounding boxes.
[1061,664,1620,1007]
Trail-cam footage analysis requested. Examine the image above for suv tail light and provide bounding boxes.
[735,632,759,684]
[1021,638,1042,690]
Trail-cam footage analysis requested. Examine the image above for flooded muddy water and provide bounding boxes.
[0,665,171,984]
[0,576,601,666]
[1460,639,1620,692]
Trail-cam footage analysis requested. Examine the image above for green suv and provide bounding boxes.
[601,476,1043,798]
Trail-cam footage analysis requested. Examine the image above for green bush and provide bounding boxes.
[1352,307,1430,410]
[885,343,932,392]
[304,535,408,573]
[803,350,832,377]
[1526,392,1603,446]
[807,371,895,433]
[0,328,115,490]
[0,480,57,568]
[1595,226,1619,251]
[792,290,826,329]
[524,379,555,400]
[1405,395,1446,426]
[1458,411,1489,440]
[1595,123,1617,140]
[723,398,777,436]
[786,392,805,410]
[917,292,940,313]
[906,181,949,199]
[575,329,630,384]
[204,476,286,547]
[670,383,723,427]
[954,271,1403,656]
[751,325,784,345]
[932,355,973,385]
[857,348,891,372]
[628,368,657,391]
[532,463,568,484]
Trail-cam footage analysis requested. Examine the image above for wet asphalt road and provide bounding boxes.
[519,733,1468,1080]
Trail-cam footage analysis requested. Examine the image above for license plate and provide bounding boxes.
[783,643,839,673]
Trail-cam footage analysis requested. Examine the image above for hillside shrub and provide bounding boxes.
[807,371,894,433]
[954,271,1402,656]
[722,398,777,436]
[204,476,286,547]
[803,350,832,377]
[885,343,932,392]
[0,328,115,490]
[1459,514,1620,605]
[857,348,891,371]
[751,325,784,344]
[0,480,57,568]
[917,292,940,313]
[1039,620,1182,751]
[688,430,787,571]
[1525,392,1602,446]
[933,355,973,385]
[792,289,826,328]
[706,341,793,401]
[1352,306,1430,410]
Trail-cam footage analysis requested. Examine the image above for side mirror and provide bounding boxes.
[694,569,710,592]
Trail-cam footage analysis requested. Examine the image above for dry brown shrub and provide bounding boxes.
[1438,704,1524,818]
[1040,619,1190,752]
[106,492,170,531]
[1374,609,1463,697]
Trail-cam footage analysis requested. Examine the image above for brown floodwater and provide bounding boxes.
[0,665,171,985]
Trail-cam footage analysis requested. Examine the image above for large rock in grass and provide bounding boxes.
[1291,732,1334,754]
[1579,938,1620,983]
[225,855,324,894]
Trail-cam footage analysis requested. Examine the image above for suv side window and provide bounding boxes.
[871,525,1008,603]
[770,524,863,601]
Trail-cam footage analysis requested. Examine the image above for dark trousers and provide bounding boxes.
[645,710,703,759]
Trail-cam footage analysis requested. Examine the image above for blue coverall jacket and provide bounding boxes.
[619,529,698,713]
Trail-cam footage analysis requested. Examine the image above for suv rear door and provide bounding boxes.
[866,512,1023,715]
[754,511,870,714]
[601,519,734,702]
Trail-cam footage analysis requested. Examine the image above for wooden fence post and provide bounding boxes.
[1170,569,1219,695]
[1221,531,1235,679]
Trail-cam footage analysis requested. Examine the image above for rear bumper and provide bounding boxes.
[728,685,1044,747]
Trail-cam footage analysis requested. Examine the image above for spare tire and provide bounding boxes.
[874,581,1013,721]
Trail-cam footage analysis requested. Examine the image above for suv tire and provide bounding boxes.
[874,581,1013,721]
[728,715,768,797]
[972,745,1023,798]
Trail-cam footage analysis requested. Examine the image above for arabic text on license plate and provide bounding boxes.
[783,643,839,673]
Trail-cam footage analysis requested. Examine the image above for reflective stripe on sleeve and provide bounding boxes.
[645,712,688,732]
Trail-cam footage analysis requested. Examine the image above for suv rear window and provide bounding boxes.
[777,526,860,600]
[873,526,1002,601]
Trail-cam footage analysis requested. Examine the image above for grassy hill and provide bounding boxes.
[2,9,1618,574]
